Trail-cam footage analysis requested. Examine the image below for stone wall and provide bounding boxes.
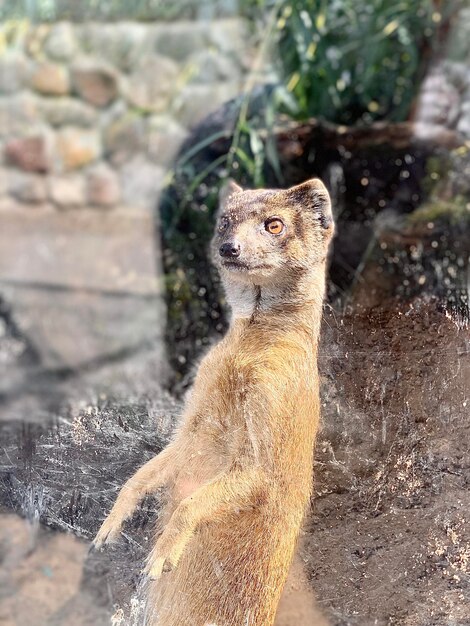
[0,19,257,211]
[413,8,470,140]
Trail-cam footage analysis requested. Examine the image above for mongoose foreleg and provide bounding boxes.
[145,467,267,579]
[94,444,176,547]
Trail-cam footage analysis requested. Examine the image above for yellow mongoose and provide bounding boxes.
[94,178,334,626]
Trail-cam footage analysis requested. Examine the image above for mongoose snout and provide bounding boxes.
[219,241,241,258]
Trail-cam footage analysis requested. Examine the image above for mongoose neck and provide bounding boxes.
[224,263,326,337]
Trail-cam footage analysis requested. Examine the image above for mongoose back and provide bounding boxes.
[94,177,335,626]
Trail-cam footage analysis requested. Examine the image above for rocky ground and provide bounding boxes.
[1,289,468,626]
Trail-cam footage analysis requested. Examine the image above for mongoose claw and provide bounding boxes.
[145,556,167,580]
[93,516,122,549]
[145,530,191,580]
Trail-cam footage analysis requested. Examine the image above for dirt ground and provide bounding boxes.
[0,296,469,626]
[310,297,470,625]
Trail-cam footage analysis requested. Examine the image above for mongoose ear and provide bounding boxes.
[288,178,333,230]
[219,179,243,209]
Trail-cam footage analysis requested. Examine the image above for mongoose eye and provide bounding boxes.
[218,217,229,232]
[265,218,285,235]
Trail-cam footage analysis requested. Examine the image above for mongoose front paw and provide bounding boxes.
[93,515,123,549]
[145,528,192,580]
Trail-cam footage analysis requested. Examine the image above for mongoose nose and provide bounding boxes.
[219,242,241,258]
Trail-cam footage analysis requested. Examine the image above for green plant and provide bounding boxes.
[408,197,470,226]
[172,0,447,204]
[263,0,441,124]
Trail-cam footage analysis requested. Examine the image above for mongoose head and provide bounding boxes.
[212,178,334,287]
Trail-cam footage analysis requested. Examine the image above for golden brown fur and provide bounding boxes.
[94,178,334,625]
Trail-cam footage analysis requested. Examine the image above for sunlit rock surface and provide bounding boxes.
[0,205,167,423]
